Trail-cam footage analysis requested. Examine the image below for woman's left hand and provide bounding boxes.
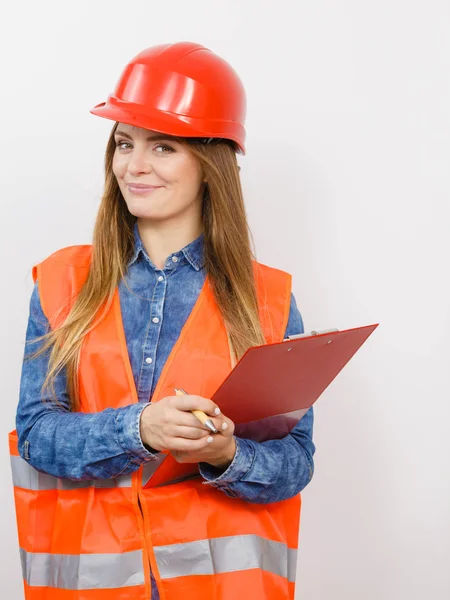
[171,413,236,469]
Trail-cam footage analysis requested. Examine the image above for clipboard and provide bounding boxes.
[211,323,379,442]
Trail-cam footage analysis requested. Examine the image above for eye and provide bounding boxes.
[115,140,132,150]
[154,144,174,154]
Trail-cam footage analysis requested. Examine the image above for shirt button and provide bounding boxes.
[145,357,153,365]
[171,256,178,263]
[157,275,164,282]
[152,317,160,324]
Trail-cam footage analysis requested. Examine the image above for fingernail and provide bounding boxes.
[221,422,228,431]
[214,408,221,415]
[207,436,214,444]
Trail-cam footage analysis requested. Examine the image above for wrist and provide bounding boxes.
[139,404,156,449]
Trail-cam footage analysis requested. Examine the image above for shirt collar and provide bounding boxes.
[128,222,205,271]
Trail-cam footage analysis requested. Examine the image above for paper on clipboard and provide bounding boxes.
[211,323,379,442]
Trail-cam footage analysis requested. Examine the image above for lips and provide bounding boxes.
[127,184,164,194]
[127,184,163,190]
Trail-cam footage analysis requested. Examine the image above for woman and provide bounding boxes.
[11,41,315,600]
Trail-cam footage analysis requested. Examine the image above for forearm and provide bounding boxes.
[199,409,315,503]
[17,402,157,480]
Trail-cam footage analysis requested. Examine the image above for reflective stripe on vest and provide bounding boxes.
[20,547,144,589]
[154,534,297,583]
[11,453,167,490]
[19,535,295,589]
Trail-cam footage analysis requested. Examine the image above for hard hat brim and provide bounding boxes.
[90,98,245,155]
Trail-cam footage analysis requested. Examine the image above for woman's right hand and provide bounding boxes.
[139,394,224,452]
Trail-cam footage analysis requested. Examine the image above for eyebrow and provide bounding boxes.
[114,130,181,143]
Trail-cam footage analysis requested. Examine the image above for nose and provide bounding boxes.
[127,147,153,176]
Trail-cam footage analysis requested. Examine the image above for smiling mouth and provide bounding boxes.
[127,184,164,194]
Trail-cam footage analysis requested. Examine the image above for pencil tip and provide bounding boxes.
[205,419,218,434]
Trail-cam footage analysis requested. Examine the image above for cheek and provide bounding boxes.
[155,157,184,183]
[112,153,127,178]
[168,157,203,189]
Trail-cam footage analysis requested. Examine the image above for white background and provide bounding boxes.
[1,1,449,598]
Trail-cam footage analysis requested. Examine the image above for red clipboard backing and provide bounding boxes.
[212,323,378,442]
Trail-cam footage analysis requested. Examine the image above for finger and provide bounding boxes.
[210,415,235,437]
[168,435,214,453]
[166,425,210,440]
[170,409,226,431]
[171,395,221,417]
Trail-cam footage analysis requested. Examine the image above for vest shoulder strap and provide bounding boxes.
[253,261,292,343]
[32,245,92,327]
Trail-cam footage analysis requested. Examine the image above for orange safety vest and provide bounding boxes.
[9,245,301,600]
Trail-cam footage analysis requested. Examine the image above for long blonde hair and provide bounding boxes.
[32,123,266,410]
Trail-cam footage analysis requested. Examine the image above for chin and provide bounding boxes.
[127,207,174,221]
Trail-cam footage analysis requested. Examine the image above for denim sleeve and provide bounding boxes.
[198,292,316,503]
[15,282,158,480]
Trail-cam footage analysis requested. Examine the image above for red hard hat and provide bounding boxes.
[90,41,247,154]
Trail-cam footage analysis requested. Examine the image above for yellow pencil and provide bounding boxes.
[174,388,218,434]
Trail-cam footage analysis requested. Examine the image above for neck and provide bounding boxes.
[137,216,202,270]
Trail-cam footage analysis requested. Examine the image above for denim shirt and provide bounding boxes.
[16,225,315,511]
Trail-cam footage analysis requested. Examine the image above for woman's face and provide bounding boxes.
[112,123,205,221]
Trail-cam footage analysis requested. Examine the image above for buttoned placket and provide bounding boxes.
[136,251,185,402]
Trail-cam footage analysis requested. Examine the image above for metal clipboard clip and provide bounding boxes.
[283,328,339,342]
